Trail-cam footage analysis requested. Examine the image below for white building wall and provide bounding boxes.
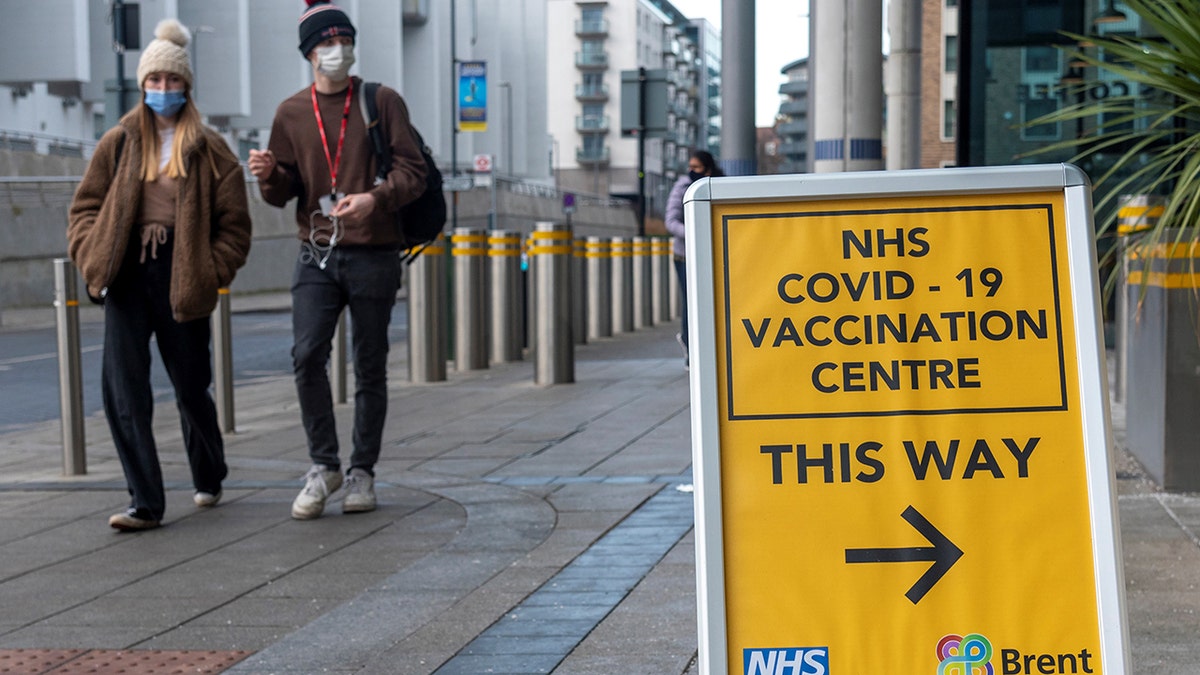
[1,0,548,181]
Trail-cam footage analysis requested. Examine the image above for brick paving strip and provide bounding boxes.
[0,648,250,674]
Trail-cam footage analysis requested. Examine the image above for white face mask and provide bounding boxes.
[314,43,355,81]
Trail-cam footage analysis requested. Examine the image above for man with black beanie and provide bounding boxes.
[248,0,426,520]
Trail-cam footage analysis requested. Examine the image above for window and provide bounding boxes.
[946,0,957,6]
[581,7,603,22]
[943,100,956,139]
[945,35,958,73]
[1022,98,1059,140]
[1024,46,1058,73]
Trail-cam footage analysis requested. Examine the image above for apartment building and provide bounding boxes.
[776,57,808,173]
[921,0,957,168]
[547,0,717,221]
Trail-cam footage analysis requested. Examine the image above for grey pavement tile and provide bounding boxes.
[432,653,559,674]
[536,574,639,594]
[435,441,547,460]
[414,457,514,477]
[546,483,660,513]
[245,571,395,599]
[0,623,163,650]
[103,570,268,600]
[476,617,599,639]
[361,550,523,593]
[187,596,335,628]
[553,563,655,580]
[518,590,629,607]
[0,491,123,519]
[504,602,613,623]
[136,624,291,652]
[460,634,582,656]
[37,596,212,628]
[571,549,670,568]
[0,572,139,623]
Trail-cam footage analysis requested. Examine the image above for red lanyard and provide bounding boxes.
[311,80,354,196]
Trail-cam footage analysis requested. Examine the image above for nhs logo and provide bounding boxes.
[744,647,829,675]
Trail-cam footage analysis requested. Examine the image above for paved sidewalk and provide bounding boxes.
[0,302,1197,673]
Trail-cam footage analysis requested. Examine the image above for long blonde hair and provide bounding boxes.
[138,93,204,182]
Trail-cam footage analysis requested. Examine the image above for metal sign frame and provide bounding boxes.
[684,164,1129,674]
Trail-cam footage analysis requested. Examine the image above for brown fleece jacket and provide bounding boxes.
[258,77,425,248]
[68,111,253,323]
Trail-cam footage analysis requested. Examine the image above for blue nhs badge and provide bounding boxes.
[744,647,829,675]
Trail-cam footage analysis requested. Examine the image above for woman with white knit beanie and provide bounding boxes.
[68,19,253,531]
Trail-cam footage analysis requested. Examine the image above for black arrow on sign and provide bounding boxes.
[844,505,963,605]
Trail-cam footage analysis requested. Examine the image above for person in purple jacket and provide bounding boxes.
[663,150,722,370]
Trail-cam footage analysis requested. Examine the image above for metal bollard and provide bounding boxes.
[330,310,347,404]
[211,288,235,432]
[489,230,524,363]
[611,236,634,333]
[573,238,588,345]
[453,227,489,371]
[652,238,672,324]
[408,235,448,382]
[53,259,86,476]
[669,252,681,320]
[586,236,612,339]
[632,236,653,329]
[1115,194,1164,403]
[530,222,575,384]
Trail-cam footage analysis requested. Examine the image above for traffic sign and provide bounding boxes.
[684,165,1129,674]
[474,153,492,173]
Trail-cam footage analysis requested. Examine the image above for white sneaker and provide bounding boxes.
[108,508,160,532]
[194,490,222,507]
[342,468,377,514]
[292,465,343,520]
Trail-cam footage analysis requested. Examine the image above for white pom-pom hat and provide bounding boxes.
[137,19,193,90]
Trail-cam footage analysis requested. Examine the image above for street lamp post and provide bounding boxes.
[498,81,512,175]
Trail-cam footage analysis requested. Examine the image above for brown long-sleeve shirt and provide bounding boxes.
[258,77,426,248]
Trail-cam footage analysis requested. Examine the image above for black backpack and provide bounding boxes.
[359,81,447,262]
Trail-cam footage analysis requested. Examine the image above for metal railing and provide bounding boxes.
[0,129,97,159]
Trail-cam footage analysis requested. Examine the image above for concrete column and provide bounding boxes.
[812,0,884,173]
[720,0,756,176]
[886,0,921,170]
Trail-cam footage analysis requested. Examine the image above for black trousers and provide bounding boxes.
[102,234,226,520]
[291,246,401,474]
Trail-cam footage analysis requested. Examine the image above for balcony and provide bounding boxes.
[779,141,808,157]
[777,119,807,137]
[575,18,609,37]
[575,84,609,101]
[779,79,808,96]
[576,115,610,134]
[575,51,609,70]
[576,146,610,165]
[779,99,806,116]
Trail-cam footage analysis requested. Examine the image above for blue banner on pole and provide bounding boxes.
[459,60,487,132]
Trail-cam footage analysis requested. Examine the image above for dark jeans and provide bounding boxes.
[102,234,226,521]
[674,256,689,349]
[292,246,401,474]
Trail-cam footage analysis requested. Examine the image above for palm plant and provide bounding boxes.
[1028,0,1200,259]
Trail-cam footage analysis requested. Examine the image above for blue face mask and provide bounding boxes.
[144,89,187,118]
